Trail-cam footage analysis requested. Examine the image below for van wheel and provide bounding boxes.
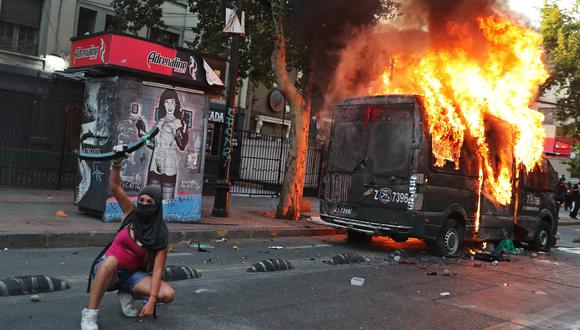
[432,219,464,257]
[346,230,372,243]
[529,221,552,252]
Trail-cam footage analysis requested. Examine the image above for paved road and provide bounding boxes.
[1,230,580,329]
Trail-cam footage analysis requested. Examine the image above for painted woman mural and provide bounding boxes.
[136,89,188,200]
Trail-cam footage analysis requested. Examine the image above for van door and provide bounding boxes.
[325,100,418,224]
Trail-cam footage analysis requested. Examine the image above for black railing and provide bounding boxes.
[204,130,323,197]
[0,147,78,189]
[0,130,324,195]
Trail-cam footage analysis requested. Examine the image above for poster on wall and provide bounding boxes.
[76,78,118,210]
[103,78,207,222]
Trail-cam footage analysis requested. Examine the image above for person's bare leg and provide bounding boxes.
[87,256,118,309]
[131,276,175,303]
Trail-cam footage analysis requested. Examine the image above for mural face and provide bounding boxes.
[78,77,207,222]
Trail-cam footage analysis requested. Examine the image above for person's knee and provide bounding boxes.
[159,285,175,303]
[100,256,118,273]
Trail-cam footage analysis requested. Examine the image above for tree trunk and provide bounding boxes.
[271,1,310,220]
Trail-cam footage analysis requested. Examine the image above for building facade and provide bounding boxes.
[0,0,202,188]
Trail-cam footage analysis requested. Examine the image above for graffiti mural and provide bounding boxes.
[103,78,206,222]
[77,78,117,208]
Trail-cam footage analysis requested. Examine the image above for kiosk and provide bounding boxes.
[69,33,226,222]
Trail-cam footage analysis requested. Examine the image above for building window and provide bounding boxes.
[76,7,97,36]
[0,0,42,55]
[149,27,181,45]
[104,14,115,31]
[75,3,115,36]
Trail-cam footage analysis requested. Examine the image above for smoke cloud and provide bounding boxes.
[322,0,526,125]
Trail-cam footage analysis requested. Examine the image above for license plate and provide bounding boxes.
[335,206,353,216]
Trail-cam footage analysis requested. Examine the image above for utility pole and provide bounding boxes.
[212,0,243,217]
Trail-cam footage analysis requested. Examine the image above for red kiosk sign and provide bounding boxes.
[70,33,226,89]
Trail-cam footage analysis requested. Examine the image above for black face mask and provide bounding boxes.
[136,203,158,221]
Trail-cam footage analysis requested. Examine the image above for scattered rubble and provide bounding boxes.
[55,210,68,217]
[30,295,40,302]
[350,277,365,286]
[440,292,450,297]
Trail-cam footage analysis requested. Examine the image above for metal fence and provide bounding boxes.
[0,148,78,189]
[205,130,323,197]
[1,130,324,195]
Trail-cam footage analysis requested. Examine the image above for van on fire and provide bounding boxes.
[319,94,558,257]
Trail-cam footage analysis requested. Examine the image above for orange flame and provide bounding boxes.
[369,17,548,205]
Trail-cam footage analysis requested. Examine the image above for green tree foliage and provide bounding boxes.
[111,0,166,34]
[187,0,399,90]
[540,2,580,138]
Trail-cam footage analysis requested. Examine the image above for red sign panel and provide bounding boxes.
[70,35,111,67]
[69,33,226,90]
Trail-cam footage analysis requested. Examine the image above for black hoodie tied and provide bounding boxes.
[121,185,168,251]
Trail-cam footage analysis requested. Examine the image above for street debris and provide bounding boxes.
[474,251,505,262]
[533,290,546,295]
[232,245,239,251]
[268,246,283,250]
[350,277,365,286]
[30,295,40,302]
[443,269,451,276]
[247,258,294,272]
[426,271,437,276]
[494,239,517,255]
[492,260,499,266]
[503,283,510,287]
[55,210,68,217]
[215,238,227,243]
[440,292,450,297]
[327,252,365,265]
[189,242,213,252]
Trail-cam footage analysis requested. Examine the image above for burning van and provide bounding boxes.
[319,94,558,257]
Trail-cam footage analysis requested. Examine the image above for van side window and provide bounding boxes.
[522,159,557,191]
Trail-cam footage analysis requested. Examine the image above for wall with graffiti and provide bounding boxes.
[78,76,207,222]
[77,77,117,211]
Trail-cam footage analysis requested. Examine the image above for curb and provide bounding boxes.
[558,221,580,226]
[0,227,345,249]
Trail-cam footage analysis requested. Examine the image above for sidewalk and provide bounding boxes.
[0,188,342,249]
[558,208,580,226]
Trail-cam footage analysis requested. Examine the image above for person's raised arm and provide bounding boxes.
[109,158,134,218]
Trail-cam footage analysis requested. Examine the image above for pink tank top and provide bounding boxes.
[106,228,148,270]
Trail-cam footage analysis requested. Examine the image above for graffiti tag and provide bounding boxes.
[221,106,235,167]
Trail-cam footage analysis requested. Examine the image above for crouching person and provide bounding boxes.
[81,156,174,330]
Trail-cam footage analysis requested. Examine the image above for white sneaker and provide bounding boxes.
[81,308,98,330]
[117,291,140,317]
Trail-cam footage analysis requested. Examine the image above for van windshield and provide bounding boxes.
[328,103,414,175]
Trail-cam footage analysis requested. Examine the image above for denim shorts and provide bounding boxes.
[91,256,150,293]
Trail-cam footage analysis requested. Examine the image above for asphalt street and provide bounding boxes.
[2,228,580,330]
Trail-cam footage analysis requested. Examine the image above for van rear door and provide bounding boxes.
[325,98,418,223]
